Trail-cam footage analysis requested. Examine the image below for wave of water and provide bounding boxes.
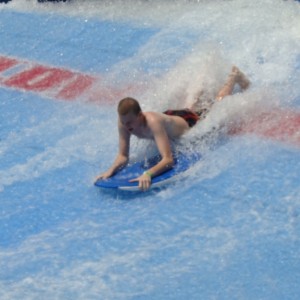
[0,1,300,299]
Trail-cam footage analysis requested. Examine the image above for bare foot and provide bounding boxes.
[232,66,250,90]
[215,67,239,101]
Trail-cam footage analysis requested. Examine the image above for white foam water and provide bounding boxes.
[0,1,300,299]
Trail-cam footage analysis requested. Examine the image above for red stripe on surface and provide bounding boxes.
[231,108,300,147]
[0,55,97,100]
[0,56,18,73]
[57,73,95,100]
[0,55,139,103]
[4,65,75,92]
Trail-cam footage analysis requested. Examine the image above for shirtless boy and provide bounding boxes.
[95,66,250,191]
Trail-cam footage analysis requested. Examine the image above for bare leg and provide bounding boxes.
[190,66,250,119]
[216,66,250,101]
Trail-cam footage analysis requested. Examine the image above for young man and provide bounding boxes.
[95,66,250,191]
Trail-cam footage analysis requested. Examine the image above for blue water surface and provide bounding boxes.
[0,2,300,299]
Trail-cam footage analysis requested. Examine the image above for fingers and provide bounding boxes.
[129,178,138,182]
[129,176,151,191]
[94,175,104,183]
[94,172,110,183]
[140,178,151,191]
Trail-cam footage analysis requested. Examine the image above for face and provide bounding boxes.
[119,111,142,133]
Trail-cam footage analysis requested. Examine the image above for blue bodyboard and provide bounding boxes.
[94,151,201,191]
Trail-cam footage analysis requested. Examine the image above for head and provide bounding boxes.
[118,97,141,116]
[118,97,144,132]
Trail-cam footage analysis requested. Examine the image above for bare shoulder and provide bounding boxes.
[144,111,162,119]
[144,112,165,128]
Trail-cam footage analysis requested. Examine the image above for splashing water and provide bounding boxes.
[0,0,300,299]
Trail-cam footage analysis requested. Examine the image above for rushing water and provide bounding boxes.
[0,0,300,299]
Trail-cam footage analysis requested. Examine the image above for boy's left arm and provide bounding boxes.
[130,118,173,190]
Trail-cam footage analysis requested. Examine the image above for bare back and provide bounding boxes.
[128,111,188,140]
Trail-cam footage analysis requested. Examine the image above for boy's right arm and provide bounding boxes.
[96,153,128,180]
[94,120,130,182]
